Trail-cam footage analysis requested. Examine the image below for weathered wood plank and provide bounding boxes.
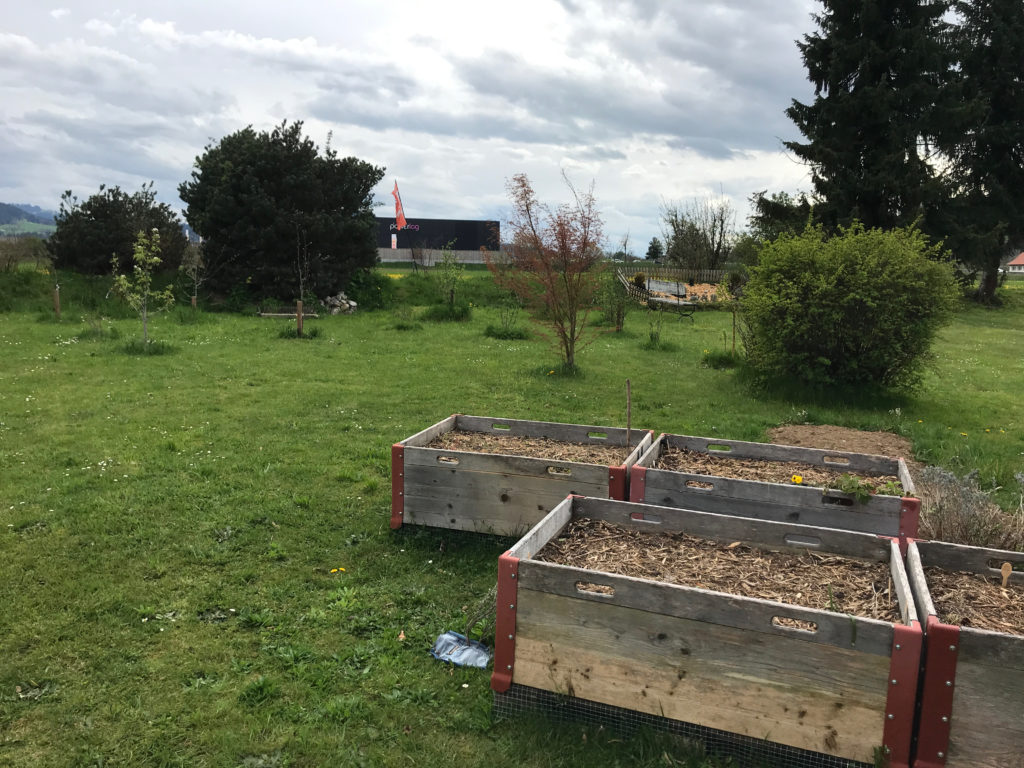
[914,539,1024,584]
[906,542,936,618]
[513,588,890,763]
[642,466,903,512]
[660,433,900,475]
[402,507,536,537]
[400,415,458,448]
[888,540,919,627]
[639,481,900,535]
[574,496,893,561]
[455,415,650,448]
[404,447,612,484]
[945,651,1024,768]
[508,498,573,560]
[897,458,916,496]
[518,561,895,656]
[403,463,608,500]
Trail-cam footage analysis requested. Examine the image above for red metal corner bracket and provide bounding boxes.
[491,551,520,693]
[913,616,960,768]
[899,497,921,544]
[881,620,923,768]
[629,465,647,503]
[608,465,627,501]
[390,443,405,529]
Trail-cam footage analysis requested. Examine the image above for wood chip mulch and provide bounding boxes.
[426,430,629,465]
[535,518,900,624]
[924,567,1024,636]
[655,445,903,492]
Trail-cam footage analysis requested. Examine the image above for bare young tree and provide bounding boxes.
[488,172,605,370]
[662,197,736,274]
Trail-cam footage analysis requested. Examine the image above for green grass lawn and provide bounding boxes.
[1,271,1022,767]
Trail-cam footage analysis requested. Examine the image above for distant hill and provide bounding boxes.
[14,203,57,223]
[0,203,57,236]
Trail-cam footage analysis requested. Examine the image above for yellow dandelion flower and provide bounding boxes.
[917,419,923,423]
[792,474,803,484]
[960,432,967,437]
[330,568,338,573]
[985,428,991,433]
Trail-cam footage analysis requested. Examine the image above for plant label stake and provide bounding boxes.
[1001,561,1012,588]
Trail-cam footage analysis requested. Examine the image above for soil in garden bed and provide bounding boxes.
[536,518,900,623]
[655,445,903,493]
[426,430,630,465]
[923,567,1024,636]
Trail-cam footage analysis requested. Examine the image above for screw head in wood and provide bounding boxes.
[938,752,944,758]
[946,680,952,687]
[895,644,901,650]
[942,716,949,723]
[887,714,894,720]
[949,645,956,652]
[891,679,898,685]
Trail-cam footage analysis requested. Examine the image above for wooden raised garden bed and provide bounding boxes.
[907,540,1024,768]
[631,433,920,538]
[492,496,922,766]
[391,415,653,535]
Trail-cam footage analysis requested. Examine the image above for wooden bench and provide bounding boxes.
[620,274,695,321]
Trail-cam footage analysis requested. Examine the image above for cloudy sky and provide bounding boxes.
[1,0,820,251]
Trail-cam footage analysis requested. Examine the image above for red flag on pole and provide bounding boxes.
[392,181,407,230]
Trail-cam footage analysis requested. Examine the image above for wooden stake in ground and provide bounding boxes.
[297,300,304,338]
[1002,562,1013,588]
[53,283,61,320]
[626,379,632,449]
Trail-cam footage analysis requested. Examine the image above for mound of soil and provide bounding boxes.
[536,517,900,623]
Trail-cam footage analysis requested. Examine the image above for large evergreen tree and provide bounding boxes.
[936,0,1024,303]
[179,121,384,300]
[785,0,950,232]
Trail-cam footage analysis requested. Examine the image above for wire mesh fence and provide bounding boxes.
[494,684,876,768]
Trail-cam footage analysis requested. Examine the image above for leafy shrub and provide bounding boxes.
[596,270,630,331]
[740,223,958,388]
[346,269,394,310]
[484,324,529,339]
[421,301,471,322]
[631,272,647,288]
[277,325,322,339]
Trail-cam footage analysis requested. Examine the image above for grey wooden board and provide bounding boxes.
[404,447,611,484]
[403,507,538,537]
[572,496,893,561]
[455,414,651,450]
[513,587,890,763]
[637,433,901,475]
[518,560,895,656]
[906,542,937,618]
[887,541,919,626]
[946,647,1024,768]
[914,539,1024,583]
[897,459,916,496]
[634,478,901,536]
[508,497,573,560]
[400,414,458,447]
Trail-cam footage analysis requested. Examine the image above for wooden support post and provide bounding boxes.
[191,294,197,309]
[53,284,61,320]
[296,300,304,338]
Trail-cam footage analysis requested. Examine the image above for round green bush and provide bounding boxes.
[739,223,959,388]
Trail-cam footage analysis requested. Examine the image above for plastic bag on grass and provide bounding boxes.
[430,631,491,669]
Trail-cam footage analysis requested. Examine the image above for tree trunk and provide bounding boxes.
[975,267,1000,304]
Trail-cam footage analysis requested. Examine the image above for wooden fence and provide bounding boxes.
[616,263,725,286]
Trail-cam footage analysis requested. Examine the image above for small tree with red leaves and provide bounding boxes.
[489,173,605,371]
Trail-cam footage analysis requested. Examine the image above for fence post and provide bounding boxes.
[296,300,304,338]
[53,283,61,320]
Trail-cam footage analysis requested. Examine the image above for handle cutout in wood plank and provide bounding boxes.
[823,456,852,466]
[576,581,615,597]
[491,423,511,431]
[437,456,460,465]
[821,493,854,507]
[630,512,662,524]
[547,466,572,476]
[707,443,732,452]
[772,616,818,633]
[685,480,714,490]
[784,534,823,548]
[587,431,608,439]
